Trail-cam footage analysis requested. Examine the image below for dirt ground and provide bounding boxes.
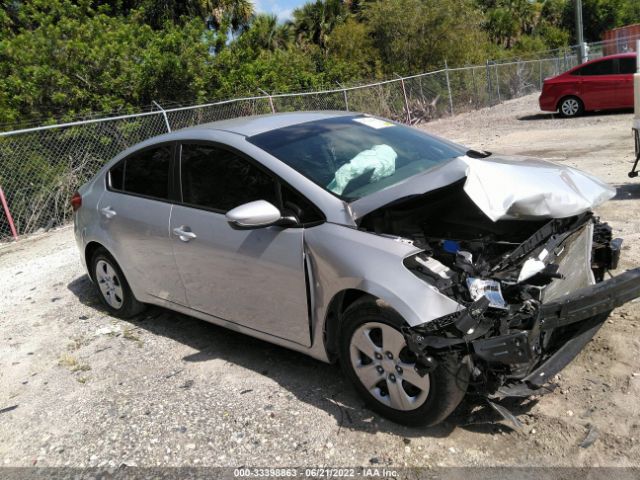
[1,93,640,469]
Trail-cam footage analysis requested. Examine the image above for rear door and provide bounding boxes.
[169,142,312,346]
[98,143,187,305]
[575,58,619,110]
[617,56,636,108]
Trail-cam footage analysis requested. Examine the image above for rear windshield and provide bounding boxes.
[247,115,466,201]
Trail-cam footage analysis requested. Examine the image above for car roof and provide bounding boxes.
[597,52,637,59]
[181,110,355,137]
[575,52,636,66]
[561,52,636,76]
[104,110,361,178]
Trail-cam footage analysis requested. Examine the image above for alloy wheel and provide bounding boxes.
[349,322,430,411]
[561,98,580,116]
[95,259,124,309]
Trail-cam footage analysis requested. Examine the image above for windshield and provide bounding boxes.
[247,115,467,201]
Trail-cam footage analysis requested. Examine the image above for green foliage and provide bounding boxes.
[537,24,570,49]
[236,13,292,52]
[326,18,380,78]
[292,0,347,50]
[1,0,640,128]
[0,10,214,125]
[363,0,490,75]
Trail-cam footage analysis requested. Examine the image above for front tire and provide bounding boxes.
[91,248,145,318]
[558,96,584,117]
[339,298,469,426]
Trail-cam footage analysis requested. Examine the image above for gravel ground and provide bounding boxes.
[1,94,640,469]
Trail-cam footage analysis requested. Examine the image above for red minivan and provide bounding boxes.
[539,53,636,117]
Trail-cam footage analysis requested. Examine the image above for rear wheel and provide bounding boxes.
[339,299,469,426]
[558,96,584,117]
[91,248,145,318]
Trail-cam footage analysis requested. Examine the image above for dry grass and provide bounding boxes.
[123,327,142,346]
[58,353,91,373]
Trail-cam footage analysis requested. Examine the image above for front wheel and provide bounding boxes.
[558,96,584,117]
[339,299,469,426]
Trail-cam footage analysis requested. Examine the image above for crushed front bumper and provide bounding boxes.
[404,268,640,396]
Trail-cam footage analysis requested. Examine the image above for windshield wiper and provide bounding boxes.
[466,149,492,159]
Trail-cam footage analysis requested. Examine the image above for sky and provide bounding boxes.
[254,0,301,21]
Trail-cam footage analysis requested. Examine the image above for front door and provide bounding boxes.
[170,143,311,346]
[577,58,619,110]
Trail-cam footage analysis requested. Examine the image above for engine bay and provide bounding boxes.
[358,180,615,306]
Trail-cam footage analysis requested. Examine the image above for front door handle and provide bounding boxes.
[173,226,197,242]
[100,206,117,219]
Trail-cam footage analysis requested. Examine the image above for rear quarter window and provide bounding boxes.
[619,57,637,74]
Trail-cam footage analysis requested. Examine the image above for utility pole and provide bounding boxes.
[575,0,585,63]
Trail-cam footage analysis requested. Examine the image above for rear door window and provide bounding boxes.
[108,145,172,200]
[575,59,616,76]
[619,57,637,74]
[179,144,278,212]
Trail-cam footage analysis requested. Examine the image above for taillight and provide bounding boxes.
[71,191,82,211]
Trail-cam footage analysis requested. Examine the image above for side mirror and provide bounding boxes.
[226,200,292,229]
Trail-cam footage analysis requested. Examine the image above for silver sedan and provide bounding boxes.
[73,112,640,426]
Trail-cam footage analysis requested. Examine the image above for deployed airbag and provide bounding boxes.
[328,144,397,195]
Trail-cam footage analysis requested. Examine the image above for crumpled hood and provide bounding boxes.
[350,154,616,222]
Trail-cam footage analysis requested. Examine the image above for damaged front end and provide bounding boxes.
[402,214,639,399]
[359,181,640,400]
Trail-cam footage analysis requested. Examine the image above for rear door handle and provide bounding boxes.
[100,206,117,219]
[173,226,197,242]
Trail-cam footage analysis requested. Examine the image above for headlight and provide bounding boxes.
[466,277,507,309]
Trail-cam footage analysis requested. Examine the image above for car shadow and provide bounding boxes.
[517,113,557,121]
[67,274,534,438]
[518,108,633,121]
[613,183,640,201]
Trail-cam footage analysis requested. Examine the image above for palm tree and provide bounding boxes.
[241,13,292,51]
[291,0,346,50]
[136,0,254,33]
[201,0,255,33]
[485,0,537,47]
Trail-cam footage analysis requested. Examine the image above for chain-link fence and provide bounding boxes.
[0,47,602,240]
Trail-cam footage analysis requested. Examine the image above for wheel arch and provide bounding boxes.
[85,241,125,285]
[85,241,106,282]
[323,289,401,362]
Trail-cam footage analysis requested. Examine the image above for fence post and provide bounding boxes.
[152,101,171,132]
[444,59,454,116]
[471,66,479,109]
[539,59,543,89]
[394,74,412,125]
[259,88,276,113]
[495,63,501,103]
[337,82,349,111]
[486,60,493,106]
[0,185,18,241]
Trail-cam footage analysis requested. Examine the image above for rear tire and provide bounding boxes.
[339,298,469,426]
[91,247,145,319]
[558,96,584,117]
